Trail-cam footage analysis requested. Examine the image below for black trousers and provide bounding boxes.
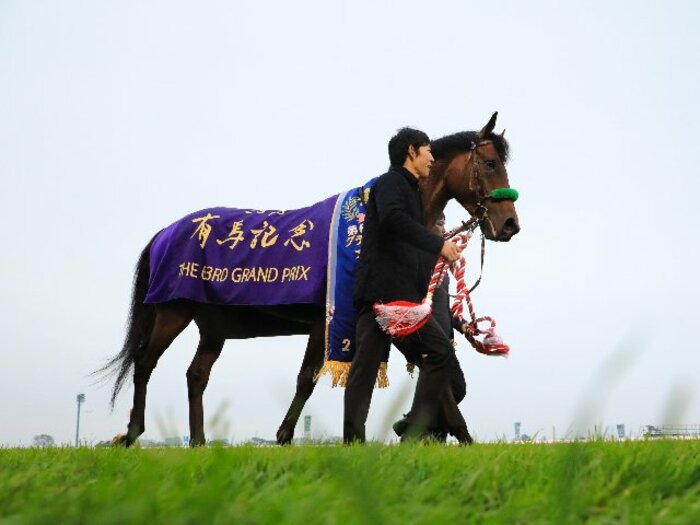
[410,353,466,437]
[411,347,466,404]
[344,303,468,443]
[449,358,467,405]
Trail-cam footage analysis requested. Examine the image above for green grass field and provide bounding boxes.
[1,440,699,524]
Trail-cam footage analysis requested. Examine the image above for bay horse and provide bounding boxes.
[102,113,520,446]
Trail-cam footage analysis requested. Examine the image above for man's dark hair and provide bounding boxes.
[388,127,430,167]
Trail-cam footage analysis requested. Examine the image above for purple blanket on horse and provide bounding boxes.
[144,183,387,389]
[145,196,338,305]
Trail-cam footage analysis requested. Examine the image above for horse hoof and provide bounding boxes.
[276,426,293,445]
[110,434,132,447]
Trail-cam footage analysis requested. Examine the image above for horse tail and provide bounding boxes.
[97,236,157,408]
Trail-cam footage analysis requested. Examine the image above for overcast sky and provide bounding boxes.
[1,1,698,446]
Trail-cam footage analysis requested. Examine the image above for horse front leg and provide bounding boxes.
[186,334,224,447]
[276,318,325,445]
[123,306,192,446]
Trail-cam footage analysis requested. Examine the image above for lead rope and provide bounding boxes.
[446,233,510,356]
[374,226,510,356]
[373,218,479,337]
[403,229,509,356]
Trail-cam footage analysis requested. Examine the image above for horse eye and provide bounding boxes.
[484,160,497,170]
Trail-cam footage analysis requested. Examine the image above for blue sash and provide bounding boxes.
[318,178,389,387]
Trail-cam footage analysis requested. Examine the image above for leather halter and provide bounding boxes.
[466,139,496,207]
[455,139,506,293]
[463,139,517,243]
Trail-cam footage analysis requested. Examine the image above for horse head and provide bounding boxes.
[424,112,520,241]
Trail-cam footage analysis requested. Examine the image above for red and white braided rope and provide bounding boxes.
[375,229,510,355]
[443,233,509,356]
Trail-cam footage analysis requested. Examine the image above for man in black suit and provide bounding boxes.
[345,128,470,444]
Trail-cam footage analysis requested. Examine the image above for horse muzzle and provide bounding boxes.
[498,217,520,241]
[482,215,520,242]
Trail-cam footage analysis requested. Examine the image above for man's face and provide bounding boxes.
[408,144,434,179]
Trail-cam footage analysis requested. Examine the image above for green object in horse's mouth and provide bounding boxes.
[490,188,519,201]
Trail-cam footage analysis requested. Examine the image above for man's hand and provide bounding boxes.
[440,241,460,263]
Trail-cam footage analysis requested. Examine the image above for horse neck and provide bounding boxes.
[421,164,450,227]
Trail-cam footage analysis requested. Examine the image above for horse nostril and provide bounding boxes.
[503,218,520,235]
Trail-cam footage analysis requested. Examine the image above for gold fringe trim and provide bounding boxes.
[315,360,350,388]
[314,360,389,389]
[376,361,389,389]
[406,362,415,378]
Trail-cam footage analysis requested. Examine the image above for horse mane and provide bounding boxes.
[431,131,510,163]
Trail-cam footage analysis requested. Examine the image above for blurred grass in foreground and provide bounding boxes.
[1,440,699,525]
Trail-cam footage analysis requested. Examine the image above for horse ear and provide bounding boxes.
[478,112,498,140]
[499,128,506,138]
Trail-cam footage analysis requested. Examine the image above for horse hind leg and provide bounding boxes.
[124,304,192,446]
[276,318,325,445]
[186,334,225,447]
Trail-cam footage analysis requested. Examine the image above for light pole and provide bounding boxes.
[75,393,85,447]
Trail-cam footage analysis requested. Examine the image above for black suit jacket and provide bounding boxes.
[353,166,443,306]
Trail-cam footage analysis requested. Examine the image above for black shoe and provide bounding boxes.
[451,427,474,445]
[392,416,409,437]
[400,430,439,444]
[429,428,448,443]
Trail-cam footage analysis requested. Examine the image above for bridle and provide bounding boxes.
[465,139,519,208]
[444,139,519,292]
[467,140,495,206]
